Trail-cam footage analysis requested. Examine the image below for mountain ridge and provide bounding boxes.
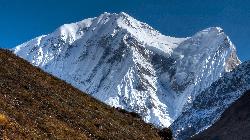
[191,89,250,140]
[171,61,250,139]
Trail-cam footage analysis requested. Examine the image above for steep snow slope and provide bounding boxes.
[171,61,250,140]
[13,12,240,128]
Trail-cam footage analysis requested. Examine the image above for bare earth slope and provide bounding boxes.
[0,49,169,140]
[192,90,250,140]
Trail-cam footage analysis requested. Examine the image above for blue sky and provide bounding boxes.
[0,0,249,61]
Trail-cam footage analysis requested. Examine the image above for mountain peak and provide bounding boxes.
[13,13,241,132]
[49,12,142,44]
[204,27,224,33]
[118,11,130,17]
[196,27,241,72]
[98,11,131,19]
[193,27,225,38]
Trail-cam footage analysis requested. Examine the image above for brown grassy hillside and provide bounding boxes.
[0,49,171,140]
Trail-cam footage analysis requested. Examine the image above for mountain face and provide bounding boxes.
[171,61,250,140]
[192,89,250,140]
[13,12,240,130]
[0,49,168,139]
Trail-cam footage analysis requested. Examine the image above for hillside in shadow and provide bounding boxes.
[192,90,250,140]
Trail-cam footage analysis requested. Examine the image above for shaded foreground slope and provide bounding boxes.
[0,49,169,140]
[192,90,250,140]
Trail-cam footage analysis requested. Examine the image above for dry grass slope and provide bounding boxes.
[0,49,171,140]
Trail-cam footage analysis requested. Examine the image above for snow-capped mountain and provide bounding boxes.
[13,12,240,131]
[171,61,250,140]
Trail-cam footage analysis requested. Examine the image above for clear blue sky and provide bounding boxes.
[0,0,249,61]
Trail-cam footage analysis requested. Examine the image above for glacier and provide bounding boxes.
[13,12,241,137]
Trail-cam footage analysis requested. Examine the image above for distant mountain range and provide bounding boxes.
[12,12,249,139]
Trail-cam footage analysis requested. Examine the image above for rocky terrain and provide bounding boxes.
[171,61,250,139]
[192,89,250,140]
